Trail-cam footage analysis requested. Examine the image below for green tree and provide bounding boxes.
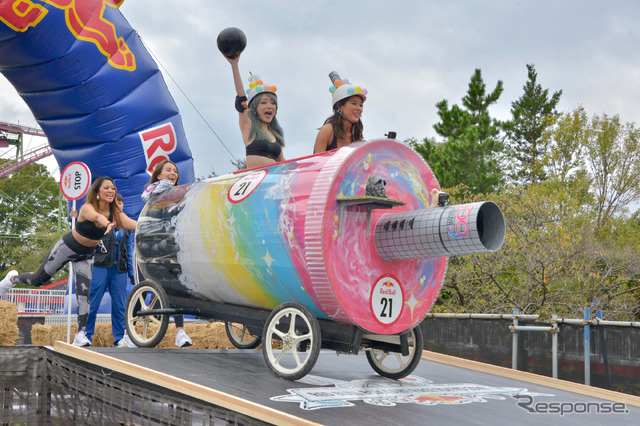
[543,108,640,230]
[411,69,505,194]
[585,113,640,230]
[0,163,64,277]
[504,64,562,185]
[433,183,640,321]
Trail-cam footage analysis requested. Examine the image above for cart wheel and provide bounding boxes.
[366,326,423,379]
[225,321,262,349]
[125,280,170,348]
[262,302,321,380]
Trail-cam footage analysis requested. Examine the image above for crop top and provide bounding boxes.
[75,211,113,240]
[326,135,338,151]
[245,138,282,161]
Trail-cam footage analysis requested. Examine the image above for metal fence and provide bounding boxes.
[1,288,66,314]
[42,313,112,325]
[421,309,640,396]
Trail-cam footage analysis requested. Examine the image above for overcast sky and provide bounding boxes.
[1,0,639,179]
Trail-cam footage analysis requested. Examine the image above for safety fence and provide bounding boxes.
[0,346,268,425]
[421,310,640,396]
[1,288,66,314]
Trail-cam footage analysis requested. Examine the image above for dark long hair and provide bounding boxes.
[146,160,179,187]
[323,96,363,142]
[86,176,123,228]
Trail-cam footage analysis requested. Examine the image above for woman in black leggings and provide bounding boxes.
[0,176,137,346]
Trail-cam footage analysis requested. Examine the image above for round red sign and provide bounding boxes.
[60,162,91,200]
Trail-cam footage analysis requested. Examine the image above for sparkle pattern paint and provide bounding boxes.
[136,139,449,334]
[321,140,447,333]
[175,161,324,316]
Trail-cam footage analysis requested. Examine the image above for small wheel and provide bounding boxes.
[225,321,262,349]
[366,326,423,379]
[262,302,321,380]
[125,280,170,348]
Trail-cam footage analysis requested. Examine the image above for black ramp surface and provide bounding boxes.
[90,348,640,426]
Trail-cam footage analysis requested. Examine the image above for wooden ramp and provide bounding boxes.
[54,342,640,426]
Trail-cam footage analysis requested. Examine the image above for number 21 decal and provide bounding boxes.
[370,275,404,325]
[227,170,268,203]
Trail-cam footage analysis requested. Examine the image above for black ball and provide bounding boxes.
[217,27,247,59]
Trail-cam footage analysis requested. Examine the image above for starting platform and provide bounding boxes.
[53,342,640,425]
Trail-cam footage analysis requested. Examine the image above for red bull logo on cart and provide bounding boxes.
[371,275,404,325]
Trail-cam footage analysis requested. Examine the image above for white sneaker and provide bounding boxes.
[120,334,136,348]
[72,330,91,347]
[175,329,192,347]
[0,270,18,297]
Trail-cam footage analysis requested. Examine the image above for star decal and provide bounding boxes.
[404,291,420,318]
[262,250,275,269]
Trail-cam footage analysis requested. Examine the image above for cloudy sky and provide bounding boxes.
[1,0,639,179]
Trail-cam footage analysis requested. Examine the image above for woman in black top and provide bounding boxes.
[0,176,137,346]
[314,71,367,153]
[224,53,285,168]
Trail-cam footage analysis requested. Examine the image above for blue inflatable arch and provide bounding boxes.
[0,0,194,218]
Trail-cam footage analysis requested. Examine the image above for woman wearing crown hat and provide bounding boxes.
[224,54,285,168]
[313,71,368,153]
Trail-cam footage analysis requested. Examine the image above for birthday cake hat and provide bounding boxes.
[329,71,367,108]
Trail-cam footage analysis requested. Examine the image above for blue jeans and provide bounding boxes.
[85,265,128,345]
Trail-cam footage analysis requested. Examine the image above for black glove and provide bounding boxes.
[235,95,248,113]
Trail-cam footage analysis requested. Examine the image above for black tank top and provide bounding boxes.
[326,136,338,151]
[245,138,282,161]
[75,211,113,240]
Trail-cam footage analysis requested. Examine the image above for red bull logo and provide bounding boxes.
[61,172,72,190]
[139,123,177,174]
[371,275,403,325]
[0,1,49,31]
[0,0,135,70]
[380,280,396,295]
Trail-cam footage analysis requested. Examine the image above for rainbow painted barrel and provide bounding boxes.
[136,139,505,335]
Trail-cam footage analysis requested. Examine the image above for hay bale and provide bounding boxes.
[31,323,78,346]
[0,300,20,346]
[28,320,279,349]
[30,323,121,347]
[129,321,257,349]
[187,322,232,349]
[93,323,117,346]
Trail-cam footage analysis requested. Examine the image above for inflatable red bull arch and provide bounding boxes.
[0,0,195,217]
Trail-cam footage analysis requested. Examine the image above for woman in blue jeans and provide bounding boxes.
[85,193,135,347]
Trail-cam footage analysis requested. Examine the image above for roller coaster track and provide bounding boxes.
[0,144,53,178]
[0,120,46,137]
[0,120,52,178]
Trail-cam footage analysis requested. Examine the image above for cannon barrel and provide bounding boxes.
[374,201,505,262]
